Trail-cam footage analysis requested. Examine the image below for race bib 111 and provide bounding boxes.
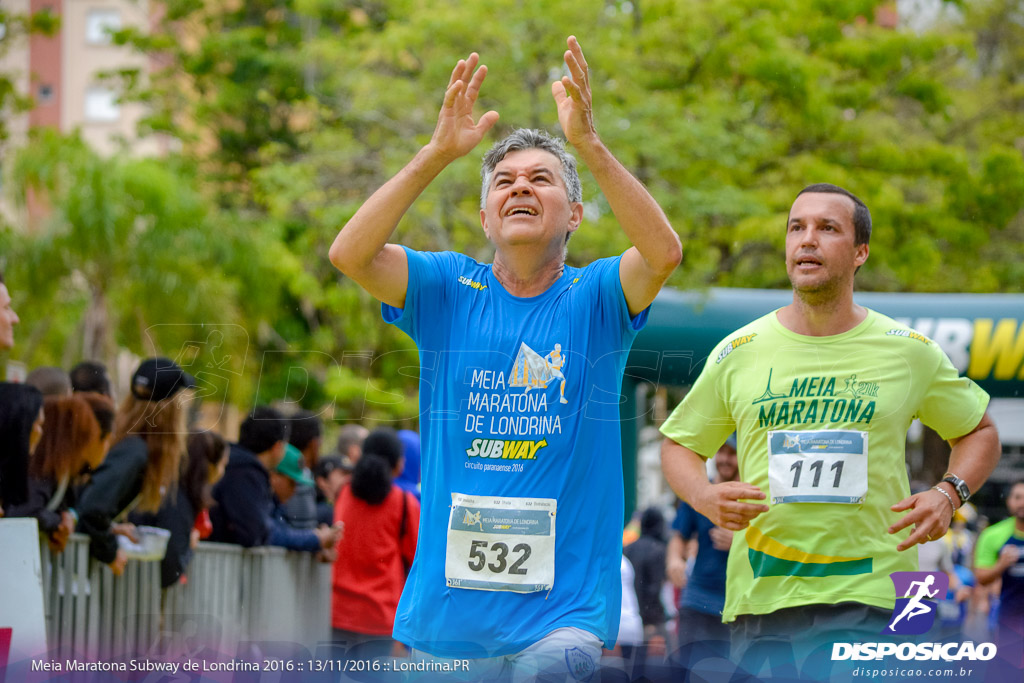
[767,430,868,504]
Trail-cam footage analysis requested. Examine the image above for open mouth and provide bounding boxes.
[504,206,538,217]
[795,256,822,267]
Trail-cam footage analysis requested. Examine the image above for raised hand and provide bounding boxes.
[551,36,597,148]
[430,52,500,162]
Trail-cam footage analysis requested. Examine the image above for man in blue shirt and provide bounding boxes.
[329,36,680,680]
[667,436,737,667]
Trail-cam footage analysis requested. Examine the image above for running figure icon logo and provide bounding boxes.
[884,571,949,635]
[462,509,484,532]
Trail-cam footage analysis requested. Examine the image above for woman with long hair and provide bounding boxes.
[132,430,228,588]
[5,392,115,552]
[0,383,44,515]
[331,427,419,661]
[77,358,195,575]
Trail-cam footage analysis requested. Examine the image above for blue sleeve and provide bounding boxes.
[591,255,650,341]
[381,248,459,342]
[268,515,322,552]
[672,502,696,539]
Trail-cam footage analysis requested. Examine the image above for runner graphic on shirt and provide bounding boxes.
[512,342,570,404]
[545,344,569,404]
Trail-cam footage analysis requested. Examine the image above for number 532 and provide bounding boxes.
[467,540,531,575]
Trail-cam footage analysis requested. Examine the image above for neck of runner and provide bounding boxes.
[492,249,566,298]
[777,289,868,337]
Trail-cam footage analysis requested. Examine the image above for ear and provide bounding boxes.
[480,208,492,241]
[854,242,869,269]
[271,440,286,467]
[566,202,584,236]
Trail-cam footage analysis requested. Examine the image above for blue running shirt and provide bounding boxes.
[383,248,647,657]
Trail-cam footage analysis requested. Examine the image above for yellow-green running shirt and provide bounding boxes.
[660,309,989,622]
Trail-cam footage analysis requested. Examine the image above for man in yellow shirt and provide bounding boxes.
[660,184,1001,667]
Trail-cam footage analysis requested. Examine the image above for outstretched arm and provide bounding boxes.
[552,36,681,317]
[329,53,499,308]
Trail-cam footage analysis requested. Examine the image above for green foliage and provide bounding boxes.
[5,0,1022,421]
[0,7,59,144]
[3,130,249,402]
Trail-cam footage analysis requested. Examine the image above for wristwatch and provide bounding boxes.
[941,472,970,506]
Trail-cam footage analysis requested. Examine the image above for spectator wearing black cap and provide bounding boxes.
[70,360,113,398]
[280,410,323,529]
[76,357,196,575]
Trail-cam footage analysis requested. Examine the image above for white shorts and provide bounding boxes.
[410,627,602,682]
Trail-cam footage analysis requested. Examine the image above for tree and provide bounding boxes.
[93,0,1024,418]
[4,130,251,402]
[0,7,58,145]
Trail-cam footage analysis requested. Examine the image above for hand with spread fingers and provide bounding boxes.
[551,35,598,149]
[430,52,500,163]
[888,488,955,551]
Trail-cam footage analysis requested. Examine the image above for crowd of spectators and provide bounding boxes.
[1,268,422,649]
[1,357,421,648]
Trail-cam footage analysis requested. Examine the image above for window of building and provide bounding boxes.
[37,84,54,103]
[84,87,120,122]
[85,9,121,44]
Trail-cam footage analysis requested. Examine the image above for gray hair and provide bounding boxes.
[480,129,582,208]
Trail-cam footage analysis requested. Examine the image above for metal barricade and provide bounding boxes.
[38,534,332,659]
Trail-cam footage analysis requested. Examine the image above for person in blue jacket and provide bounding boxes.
[210,406,341,553]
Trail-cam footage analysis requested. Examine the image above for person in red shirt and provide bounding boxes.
[331,428,419,661]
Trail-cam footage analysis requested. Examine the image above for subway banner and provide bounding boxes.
[631,288,1024,398]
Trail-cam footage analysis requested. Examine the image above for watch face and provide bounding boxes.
[944,475,969,503]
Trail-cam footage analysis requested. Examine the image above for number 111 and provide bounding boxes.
[790,459,844,488]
